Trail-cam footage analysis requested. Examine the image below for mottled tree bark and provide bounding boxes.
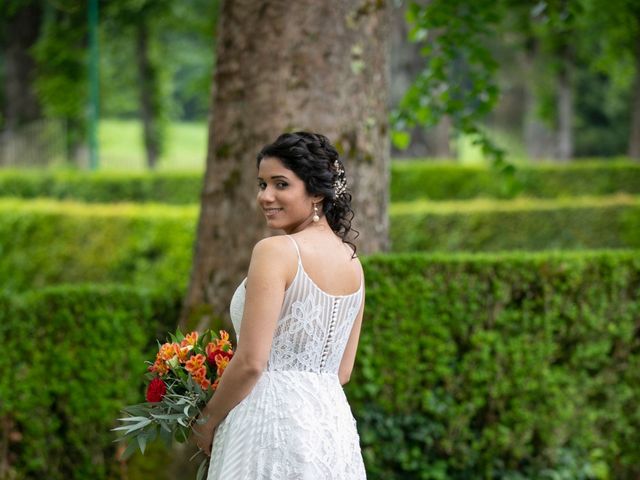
[522,36,555,161]
[629,35,640,160]
[135,19,162,169]
[2,3,42,129]
[179,0,390,331]
[556,60,573,162]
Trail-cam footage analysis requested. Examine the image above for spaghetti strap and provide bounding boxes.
[285,234,302,263]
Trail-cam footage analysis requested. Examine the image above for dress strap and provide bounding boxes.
[285,235,302,264]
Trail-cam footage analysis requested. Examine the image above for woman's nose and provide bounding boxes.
[259,185,275,202]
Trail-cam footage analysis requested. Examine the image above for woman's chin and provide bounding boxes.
[265,217,282,229]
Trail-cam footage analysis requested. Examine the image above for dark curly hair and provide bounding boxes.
[256,132,359,258]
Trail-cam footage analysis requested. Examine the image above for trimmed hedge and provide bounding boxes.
[2,251,639,479]
[1,197,639,295]
[0,284,181,480]
[346,249,640,479]
[391,159,640,201]
[390,194,640,252]
[0,169,201,204]
[1,160,639,204]
[0,199,196,293]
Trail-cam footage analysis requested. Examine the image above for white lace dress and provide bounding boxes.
[207,235,367,479]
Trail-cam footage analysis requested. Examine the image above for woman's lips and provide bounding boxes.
[264,208,283,217]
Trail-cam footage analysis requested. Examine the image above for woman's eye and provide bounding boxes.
[277,182,288,189]
[257,182,266,189]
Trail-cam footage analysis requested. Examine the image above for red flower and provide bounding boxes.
[145,377,167,403]
[206,346,233,367]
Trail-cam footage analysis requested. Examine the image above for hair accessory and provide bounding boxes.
[332,159,347,201]
[312,204,320,222]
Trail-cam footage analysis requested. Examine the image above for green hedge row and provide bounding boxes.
[1,197,639,294]
[0,199,196,294]
[346,249,640,479]
[0,160,638,204]
[390,195,640,252]
[0,170,200,204]
[391,159,640,201]
[2,251,639,478]
[0,284,181,480]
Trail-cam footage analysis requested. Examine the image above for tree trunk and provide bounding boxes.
[179,0,390,331]
[521,36,555,161]
[628,35,640,160]
[135,19,161,169]
[2,3,43,129]
[556,61,573,161]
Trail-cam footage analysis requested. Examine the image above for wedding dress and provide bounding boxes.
[207,234,367,479]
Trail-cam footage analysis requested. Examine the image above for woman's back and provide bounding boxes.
[265,234,362,374]
[213,234,367,479]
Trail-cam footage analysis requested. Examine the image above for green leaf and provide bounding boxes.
[138,433,147,455]
[119,441,140,461]
[196,457,209,480]
[391,130,411,150]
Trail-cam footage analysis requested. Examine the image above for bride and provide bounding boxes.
[194,132,367,479]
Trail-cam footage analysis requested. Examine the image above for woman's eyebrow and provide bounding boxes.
[257,175,290,180]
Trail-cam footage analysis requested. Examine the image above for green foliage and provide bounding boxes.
[1,252,639,478]
[0,198,196,293]
[2,160,639,205]
[100,0,219,122]
[390,195,640,252]
[390,160,640,202]
[348,250,640,479]
[0,284,180,480]
[32,1,88,156]
[393,0,511,172]
[1,191,639,296]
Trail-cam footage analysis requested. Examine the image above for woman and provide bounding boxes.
[193,132,367,479]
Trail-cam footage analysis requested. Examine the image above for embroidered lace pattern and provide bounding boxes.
[208,235,366,479]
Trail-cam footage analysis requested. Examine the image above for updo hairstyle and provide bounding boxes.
[256,132,358,257]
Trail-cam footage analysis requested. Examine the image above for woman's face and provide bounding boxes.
[257,156,321,234]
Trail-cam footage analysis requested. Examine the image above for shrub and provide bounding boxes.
[390,195,640,252]
[1,160,639,204]
[1,250,639,478]
[0,284,180,480]
[347,250,640,479]
[0,199,196,294]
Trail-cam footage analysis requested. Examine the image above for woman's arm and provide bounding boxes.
[338,264,365,386]
[194,236,290,451]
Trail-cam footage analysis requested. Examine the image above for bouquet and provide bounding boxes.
[113,329,234,479]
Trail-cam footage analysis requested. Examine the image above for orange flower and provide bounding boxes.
[185,354,206,374]
[211,378,220,391]
[216,330,232,350]
[173,343,192,363]
[215,353,231,377]
[206,342,233,367]
[149,358,169,376]
[181,331,199,348]
[158,343,177,361]
[191,365,207,381]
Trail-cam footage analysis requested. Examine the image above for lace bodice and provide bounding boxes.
[229,235,363,375]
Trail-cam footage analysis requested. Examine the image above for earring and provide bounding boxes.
[312,204,320,222]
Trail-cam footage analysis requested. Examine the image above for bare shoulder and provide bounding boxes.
[251,236,294,269]
[253,234,292,252]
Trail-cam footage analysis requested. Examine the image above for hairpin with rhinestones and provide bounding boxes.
[332,159,347,201]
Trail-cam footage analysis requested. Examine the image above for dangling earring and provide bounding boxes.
[312,204,320,222]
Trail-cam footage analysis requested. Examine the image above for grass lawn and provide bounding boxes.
[99,118,207,171]
[97,118,532,172]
